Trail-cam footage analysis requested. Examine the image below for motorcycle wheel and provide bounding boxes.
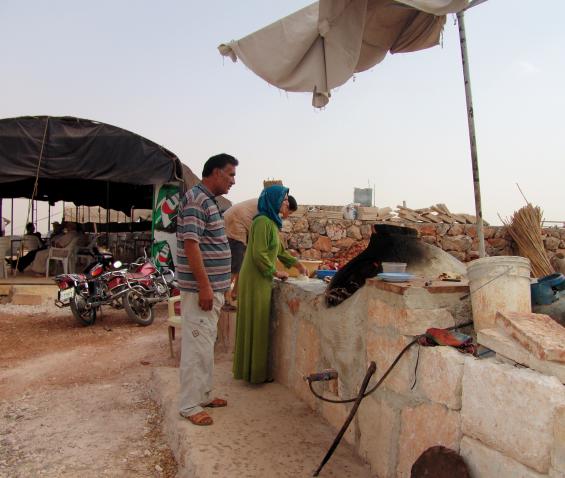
[123,290,154,326]
[70,294,96,326]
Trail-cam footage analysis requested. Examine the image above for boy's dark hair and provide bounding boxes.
[202,153,239,178]
[288,195,298,212]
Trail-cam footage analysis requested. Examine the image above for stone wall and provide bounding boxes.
[282,214,565,264]
[271,279,565,477]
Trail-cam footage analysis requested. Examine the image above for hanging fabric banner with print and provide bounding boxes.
[153,184,180,233]
[152,240,174,270]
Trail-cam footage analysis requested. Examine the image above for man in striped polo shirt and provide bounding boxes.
[177,153,238,426]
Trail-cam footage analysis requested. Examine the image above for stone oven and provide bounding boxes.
[269,224,565,477]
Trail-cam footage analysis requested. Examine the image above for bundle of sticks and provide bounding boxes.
[501,204,554,277]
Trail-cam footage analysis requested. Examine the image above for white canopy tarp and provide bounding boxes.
[219,0,470,107]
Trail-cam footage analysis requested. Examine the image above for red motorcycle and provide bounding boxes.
[55,249,177,326]
[120,255,177,326]
[54,250,126,326]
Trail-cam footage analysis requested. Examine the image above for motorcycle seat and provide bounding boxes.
[129,272,150,279]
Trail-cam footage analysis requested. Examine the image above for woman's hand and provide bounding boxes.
[275,271,289,281]
[296,263,308,277]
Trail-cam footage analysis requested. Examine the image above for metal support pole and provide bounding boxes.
[106,182,110,244]
[457,10,486,258]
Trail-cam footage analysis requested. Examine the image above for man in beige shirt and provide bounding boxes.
[224,195,297,302]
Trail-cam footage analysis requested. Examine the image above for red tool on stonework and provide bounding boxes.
[417,327,477,355]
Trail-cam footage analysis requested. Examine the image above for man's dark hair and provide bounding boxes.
[288,195,298,212]
[202,153,239,178]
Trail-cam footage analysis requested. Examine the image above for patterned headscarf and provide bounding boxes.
[257,185,289,230]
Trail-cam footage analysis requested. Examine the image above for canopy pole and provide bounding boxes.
[457,10,486,258]
[106,182,110,245]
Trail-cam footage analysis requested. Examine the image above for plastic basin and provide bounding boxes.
[316,269,337,280]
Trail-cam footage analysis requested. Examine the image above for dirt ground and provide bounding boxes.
[0,300,179,478]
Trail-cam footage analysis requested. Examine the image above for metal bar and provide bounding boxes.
[313,361,377,476]
[457,10,486,258]
[106,182,110,242]
[466,0,489,10]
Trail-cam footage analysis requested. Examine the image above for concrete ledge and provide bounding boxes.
[0,284,12,296]
[478,328,565,384]
[462,357,565,473]
[496,311,565,363]
[460,436,545,478]
[7,284,59,304]
[149,360,372,478]
[10,294,44,305]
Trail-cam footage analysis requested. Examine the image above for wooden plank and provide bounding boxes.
[397,210,425,223]
[460,213,477,224]
[431,205,457,223]
[450,213,469,224]
[414,207,432,214]
[421,213,442,223]
[437,213,456,224]
[435,203,451,215]
[397,206,433,223]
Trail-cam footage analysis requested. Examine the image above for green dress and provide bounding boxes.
[232,215,297,384]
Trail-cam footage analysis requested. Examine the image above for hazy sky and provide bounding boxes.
[1,0,563,233]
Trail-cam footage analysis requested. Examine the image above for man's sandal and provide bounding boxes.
[205,397,227,408]
[183,411,213,426]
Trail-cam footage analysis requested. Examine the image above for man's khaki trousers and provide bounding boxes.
[179,290,225,417]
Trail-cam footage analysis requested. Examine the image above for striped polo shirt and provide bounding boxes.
[176,183,231,292]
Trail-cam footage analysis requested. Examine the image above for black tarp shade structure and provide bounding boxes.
[0,116,183,214]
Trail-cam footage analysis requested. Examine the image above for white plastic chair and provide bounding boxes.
[21,235,43,254]
[45,237,79,277]
[0,237,10,279]
[76,234,98,270]
[167,295,182,358]
[12,235,43,276]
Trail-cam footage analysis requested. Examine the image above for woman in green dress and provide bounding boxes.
[233,185,307,384]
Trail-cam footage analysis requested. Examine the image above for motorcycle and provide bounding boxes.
[120,254,177,326]
[54,248,127,326]
[54,248,177,327]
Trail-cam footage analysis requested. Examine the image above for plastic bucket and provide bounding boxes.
[382,262,407,273]
[466,256,531,331]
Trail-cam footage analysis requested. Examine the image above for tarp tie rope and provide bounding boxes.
[15,117,49,271]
